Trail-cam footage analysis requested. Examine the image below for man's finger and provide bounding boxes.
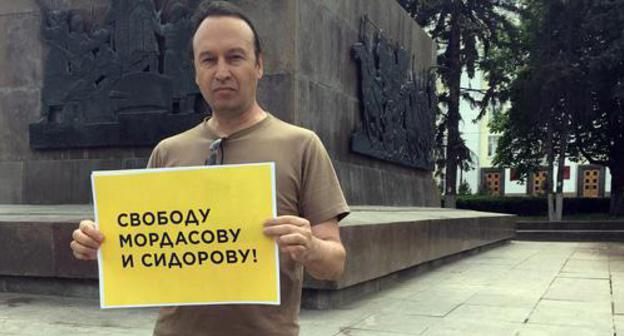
[79,220,104,243]
[72,250,96,261]
[277,233,307,247]
[264,216,309,227]
[70,240,98,256]
[72,230,101,249]
[263,224,301,237]
[280,245,305,255]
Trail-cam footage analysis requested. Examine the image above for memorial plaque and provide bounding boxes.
[351,18,436,171]
[30,0,208,149]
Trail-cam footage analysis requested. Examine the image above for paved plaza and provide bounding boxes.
[2,240,624,335]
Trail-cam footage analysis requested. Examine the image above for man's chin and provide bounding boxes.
[210,104,245,115]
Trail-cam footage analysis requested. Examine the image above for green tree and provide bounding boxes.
[494,0,624,215]
[569,0,624,215]
[398,0,519,208]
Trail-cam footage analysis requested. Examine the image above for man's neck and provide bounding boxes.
[208,104,267,138]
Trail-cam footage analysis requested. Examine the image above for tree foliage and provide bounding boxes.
[493,0,624,215]
[398,0,520,207]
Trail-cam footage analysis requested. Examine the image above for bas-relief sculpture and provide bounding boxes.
[351,19,436,171]
[30,0,207,149]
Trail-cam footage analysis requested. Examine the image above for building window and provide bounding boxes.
[488,135,500,157]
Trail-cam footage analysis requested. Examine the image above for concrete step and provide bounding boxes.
[516,220,624,241]
[0,205,517,308]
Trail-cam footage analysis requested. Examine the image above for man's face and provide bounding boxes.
[192,16,263,116]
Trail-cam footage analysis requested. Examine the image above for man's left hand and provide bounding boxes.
[263,215,319,263]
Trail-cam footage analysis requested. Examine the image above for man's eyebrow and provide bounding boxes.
[197,51,214,58]
[196,48,248,58]
[226,47,248,54]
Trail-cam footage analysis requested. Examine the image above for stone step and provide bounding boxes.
[516,220,624,241]
[0,205,516,308]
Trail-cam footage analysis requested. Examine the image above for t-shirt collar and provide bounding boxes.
[201,112,273,140]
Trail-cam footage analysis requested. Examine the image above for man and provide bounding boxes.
[70,1,349,335]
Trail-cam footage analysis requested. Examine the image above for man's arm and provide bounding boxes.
[263,216,346,281]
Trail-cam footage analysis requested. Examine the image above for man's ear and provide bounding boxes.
[256,52,264,79]
[194,61,200,86]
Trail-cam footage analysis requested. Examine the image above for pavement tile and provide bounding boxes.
[571,247,611,261]
[492,273,555,291]
[0,293,158,329]
[350,312,439,335]
[512,257,568,273]
[607,272,624,314]
[340,295,404,313]
[299,322,347,336]
[527,299,613,330]
[385,298,461,318]
[612,287,624,315]
[300,307,371,327]
[561,259,610,274]
[609,260,624,272]
[338,329,419,336]
[2,241,622,335]
[557,271,610,279]
[373,283,428,300]
[542,277,611,302]
[419,318,522,336]
[444,303,532,323]
[455,257,521,266]
[517,322,613,336]
[397,287,480,317]
[0,319,151,336]
[465,290,541,308]
[434,272,501,287]
[613,314,624,335]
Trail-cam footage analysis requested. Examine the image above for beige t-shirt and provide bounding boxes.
[149,113,349,336]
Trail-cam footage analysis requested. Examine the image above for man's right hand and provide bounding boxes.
[70,220,105,261]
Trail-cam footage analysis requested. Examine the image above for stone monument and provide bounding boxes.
[0,0,515,308]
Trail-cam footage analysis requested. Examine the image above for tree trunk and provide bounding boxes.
[546,122,556,222]
[445,194,457,209]
[554,114,569,222]
[444,8,461,209]
[547,194,555,221]
[554,158,565,222]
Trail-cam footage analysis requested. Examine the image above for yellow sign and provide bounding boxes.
[91,163,279,308]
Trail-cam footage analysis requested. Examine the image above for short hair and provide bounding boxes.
[191,1,263,62]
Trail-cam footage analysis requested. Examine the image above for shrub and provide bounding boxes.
[453,195,611,216]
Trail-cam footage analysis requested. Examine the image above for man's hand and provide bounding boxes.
[263,216,317,263]
[70,220,105,261]
[263,215,346,280]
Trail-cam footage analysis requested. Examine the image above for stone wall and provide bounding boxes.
[0,0,439,207]
[293,0,438,206]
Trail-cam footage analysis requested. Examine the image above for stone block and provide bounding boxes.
[296,78,344,156]
[236,0,296,75]
[258,73,296,124]
[0,12,43,88]
[52,221,98,278]
[23,159,122,204]
[0,219,96,279]
[333,162,382,205]
[297,0,357,94]
[0,0,37,15]
[0,89,41,162]
[305,209,516,290]
[0,161,24,203]
[123,157,150,170]
[0,222,55,276]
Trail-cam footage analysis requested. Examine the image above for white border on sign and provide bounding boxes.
[91,162,280,309]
